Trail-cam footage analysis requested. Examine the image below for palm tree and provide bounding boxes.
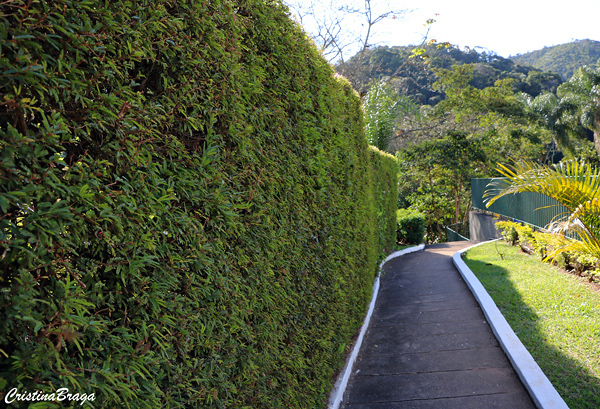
[556,63,600,155]
[528,92,585,156]
[484,159,600,260]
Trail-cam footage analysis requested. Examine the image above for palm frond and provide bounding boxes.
[485,159,600,262]
[484,160,600,212]
[546,229,600,262]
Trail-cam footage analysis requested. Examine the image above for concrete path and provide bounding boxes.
[340,242,536,409]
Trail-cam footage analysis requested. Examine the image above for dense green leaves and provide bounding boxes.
[396,208,425,245]
[556,63,600,155]
[338,44,563,99]
[0,1,394,407]
[363,80,418,151]
[369,146,398,251]
[486,160,600,261]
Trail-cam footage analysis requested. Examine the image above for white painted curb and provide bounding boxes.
[453,241,569,409]
[328,244,426,409]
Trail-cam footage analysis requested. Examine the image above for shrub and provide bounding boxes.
[571,252,600,276]
[496,222,600,283]
[515,224,535,253]
[0,1,395,407]
[496,221,520,246]
[396,208,426,245]
[496,221,534,252]
[531,231,555,259]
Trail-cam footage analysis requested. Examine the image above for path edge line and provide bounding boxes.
[328,244,426,409]
[453,240,569,409]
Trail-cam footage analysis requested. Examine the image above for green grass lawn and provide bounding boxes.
[464,241,600,409]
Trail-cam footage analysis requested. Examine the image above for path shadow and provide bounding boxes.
[463,256,600,409]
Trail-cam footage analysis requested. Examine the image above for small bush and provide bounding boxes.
[531,231,555,259]
[515,224,535,253]
[396,208,426,245]
[496,222,600,283]
[496,221,520,245]
[570,251,600,277]
[496,221,534,253]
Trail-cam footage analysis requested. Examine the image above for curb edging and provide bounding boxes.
[328,244,426,409]
[453,240,569,409]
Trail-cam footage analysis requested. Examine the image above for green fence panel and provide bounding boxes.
[446,223,469,241]
[471,178,569,230]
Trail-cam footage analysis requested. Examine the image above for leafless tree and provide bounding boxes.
[285,0,410,64]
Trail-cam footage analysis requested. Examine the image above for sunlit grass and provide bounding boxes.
[464,241,600,409]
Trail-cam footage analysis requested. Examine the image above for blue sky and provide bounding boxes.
[287,0,600,58]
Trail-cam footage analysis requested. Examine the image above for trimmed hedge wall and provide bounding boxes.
[0,0,396,407]
[369,146,399,253]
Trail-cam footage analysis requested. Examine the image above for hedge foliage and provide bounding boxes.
[369,146,398,253]
[396,208,426,245]
[0,0,396,408]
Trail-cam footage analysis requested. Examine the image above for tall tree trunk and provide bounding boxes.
[453,175,461,225]
[427,165,443,242]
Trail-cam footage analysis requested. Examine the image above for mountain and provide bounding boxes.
[510,39,600,80]
[336,44,563,105]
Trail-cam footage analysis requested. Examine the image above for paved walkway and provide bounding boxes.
[340,242,536,409]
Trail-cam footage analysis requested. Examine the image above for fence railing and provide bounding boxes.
[446,222,469,241]
[471,178,570,231]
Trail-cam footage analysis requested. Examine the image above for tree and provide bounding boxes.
[485,160,600,260]
[398,131,486,242]
[336,42,562,99]
[556,63,600,156]
[395,66,553,242]
[285,0,408,64]
[363,79,418,151]
[433,65,528,120]
[526,92,592,159]
[414,65,550,164]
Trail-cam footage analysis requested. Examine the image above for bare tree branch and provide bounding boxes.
[286,0,410,63]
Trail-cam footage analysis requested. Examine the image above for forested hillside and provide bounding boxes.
[349,42,600,243]
[338,44,562,103]
[511,39,600,79]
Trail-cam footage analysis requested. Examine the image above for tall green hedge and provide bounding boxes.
[369,146,399,252]
[0,0,395,407]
